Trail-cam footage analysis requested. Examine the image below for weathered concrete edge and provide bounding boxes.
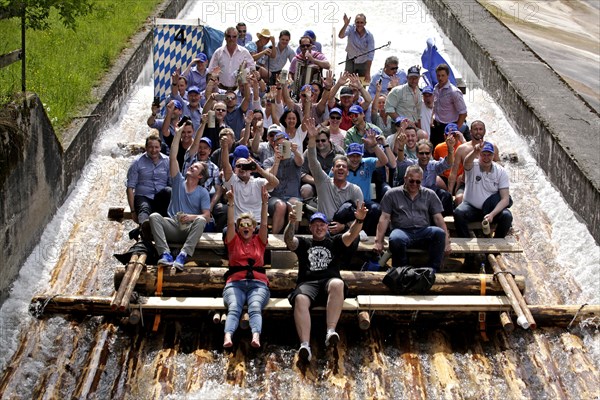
[61,0,188,190]
[0,0,189,305]
[422,0,600,244]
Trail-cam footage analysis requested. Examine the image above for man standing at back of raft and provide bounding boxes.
[208,26,255,91]
[339,13,375,83]
[149,124,211,271]
[284,205,367,362]
[431,63,468,147]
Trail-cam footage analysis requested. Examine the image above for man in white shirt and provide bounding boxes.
[208,27,256,91]
[453,141,512,238]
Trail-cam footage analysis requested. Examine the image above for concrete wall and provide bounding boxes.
[422,0,600,243]
[0,0,188,304]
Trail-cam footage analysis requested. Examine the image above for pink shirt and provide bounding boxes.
[433,81,467,124]
[207,45,256,87]
[289,51,327,74]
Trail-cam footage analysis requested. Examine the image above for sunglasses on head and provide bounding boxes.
[407,179,421,184]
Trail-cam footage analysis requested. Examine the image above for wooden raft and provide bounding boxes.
[114,267,526,297]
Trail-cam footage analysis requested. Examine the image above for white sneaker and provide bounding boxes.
[325,331,340,347]
[298,343,312,362]
[359,230,368,242]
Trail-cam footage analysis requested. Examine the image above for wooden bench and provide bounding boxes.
[195,232,523,254]
[136,295,512,312]
[108,207,488,231]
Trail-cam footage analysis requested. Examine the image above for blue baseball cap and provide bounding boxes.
[196,52,208,62]
[329,107,342,116]
[347,143,364,156]
[274,131,289,140]
[188,85,201,94]
[422,86,434,94]
[303,30,316,40]
[349,105,364,114]
[445,123,459,134]
[481,142,495,154]
[173,99,183,109]
[310,212,328,224]
[231,145,250,168]
[200,137,212,148]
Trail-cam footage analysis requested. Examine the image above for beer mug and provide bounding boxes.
[279,69,289,85]
[279,140,292,159]
[294,201,303,221]
[207,110,215,128]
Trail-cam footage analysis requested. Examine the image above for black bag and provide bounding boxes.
[382,266,436,294]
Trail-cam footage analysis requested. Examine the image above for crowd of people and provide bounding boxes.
[126,16,513,360]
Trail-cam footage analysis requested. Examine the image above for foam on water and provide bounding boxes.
[0,0,598,390]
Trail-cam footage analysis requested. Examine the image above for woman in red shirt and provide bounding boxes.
[222,186,270,348]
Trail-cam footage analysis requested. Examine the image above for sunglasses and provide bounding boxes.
[300,44,312,48]
[329,116,341,120]
[389,66,399,71]
[226,96,236,101]
[407,179,422,184]
[239,221,253,228]
[226,35,238,39]
[418,151,431,155]
[316,139,328,143]
[238,30,246,33]
[215,109,226,112]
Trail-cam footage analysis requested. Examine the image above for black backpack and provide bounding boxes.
[382,266,436,294]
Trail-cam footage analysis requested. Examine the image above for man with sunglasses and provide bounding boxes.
[375,164,451,271]
[300,127,345,201]
[208,27,255,91]
[203,74,252,140]
[289,36,330,79]
[368,56,407,98]
[395,135,456,216]
[235,22,252,46]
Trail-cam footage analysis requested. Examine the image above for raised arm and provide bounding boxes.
[258,186,269,243]
[284,209,300,251]
[186,114,208,160]
[463,143,481,172]
[162,100,176,139]
[341,201,368,246]
[221,136,233,182]
[317,70,334,115]
[169,124,184,177]
[363,130,388,168]
[253,156,279,190]
[225,188,236,243]
[338,13,350,39]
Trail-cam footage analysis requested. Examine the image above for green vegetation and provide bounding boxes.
[0,0,161,132]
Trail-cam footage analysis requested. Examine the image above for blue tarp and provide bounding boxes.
[421,38,457,87]
[202,25,224,61]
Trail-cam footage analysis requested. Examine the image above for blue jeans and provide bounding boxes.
[389,226,446,271]
[223,280,270,335]
[453,193,513,238]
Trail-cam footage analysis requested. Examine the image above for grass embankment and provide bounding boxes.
[0,0,162,136]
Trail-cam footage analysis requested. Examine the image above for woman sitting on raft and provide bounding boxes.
[222,186,270,348]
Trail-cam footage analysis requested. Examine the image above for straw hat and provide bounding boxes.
[257,28,273,39]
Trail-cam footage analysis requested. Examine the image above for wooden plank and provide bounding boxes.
[356,295,512,311]
[194,233,522,253]
[138,296,358,311]
[0,49,21,69]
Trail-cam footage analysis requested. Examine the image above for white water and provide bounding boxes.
[0,0,598,389]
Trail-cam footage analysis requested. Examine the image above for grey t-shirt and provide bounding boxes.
[380,186,443,229]
[263,156,302,199]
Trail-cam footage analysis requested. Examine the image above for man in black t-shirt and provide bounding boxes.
[284,204,367,362]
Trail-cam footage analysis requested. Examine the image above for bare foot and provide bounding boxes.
[251,333,260,348]
[223,333,233,348]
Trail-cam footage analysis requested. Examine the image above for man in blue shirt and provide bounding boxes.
[338,13,375,82]
[368,56,408,98]
[149,125,211,271]
[126,133,171,240]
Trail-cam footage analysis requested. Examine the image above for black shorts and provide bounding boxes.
[288,278,348,307]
